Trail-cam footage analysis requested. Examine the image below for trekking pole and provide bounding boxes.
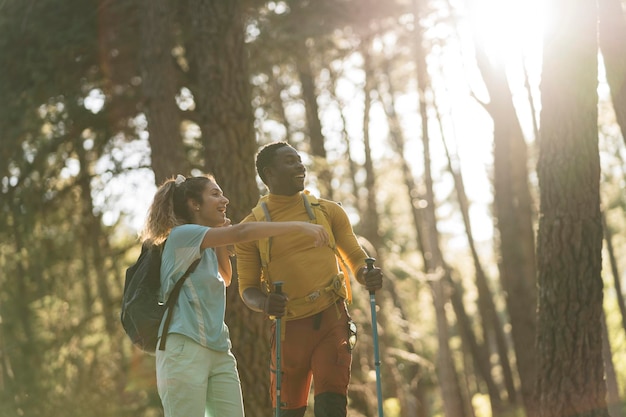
[366,258,384,417]
[274,282,284,417]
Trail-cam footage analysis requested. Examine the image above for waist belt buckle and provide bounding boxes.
[306,291,320,302]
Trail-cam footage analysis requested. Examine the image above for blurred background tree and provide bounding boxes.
[1,0,625,417]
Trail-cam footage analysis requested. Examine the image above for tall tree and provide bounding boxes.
[535,0,608,416]
[388,3,473,414]
[139,0,187,184]
[439,114,515,411]
[466,2,539,415]
[185,1,269,416]
[296,52,333,198]
[598,0,626,143]
[360,43,383,251]
[378,57,495,416]
[186,0,258,217]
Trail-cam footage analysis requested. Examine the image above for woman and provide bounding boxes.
[139,174,328,417]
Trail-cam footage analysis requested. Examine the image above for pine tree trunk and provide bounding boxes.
[414,1,473,414]
[377,35,470,416]
[296,53,333,199]
[187,0,258,217]
[598,0,626,143]
[360,44,383,250]
[139,0,186,184]
[536,1,607,415]
[468,4,539,413]
[440,122,516,410]
[187,1,270,416]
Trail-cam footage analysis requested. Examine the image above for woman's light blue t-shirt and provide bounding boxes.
[158,224,231,352]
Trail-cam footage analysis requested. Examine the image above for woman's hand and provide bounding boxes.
[299,222,330,247]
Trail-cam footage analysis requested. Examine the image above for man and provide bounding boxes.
[235,141,383,417]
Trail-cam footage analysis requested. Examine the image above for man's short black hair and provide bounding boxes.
[256,141,293,185]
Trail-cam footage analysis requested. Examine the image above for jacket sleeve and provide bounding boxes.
[322,200,367,276]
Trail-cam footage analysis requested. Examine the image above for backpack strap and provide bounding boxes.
[251,195,272,293]
[302,192,353,304]
[301,192,335,248]
[158,258,201,351]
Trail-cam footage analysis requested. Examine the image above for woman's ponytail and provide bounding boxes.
[140,179,179,246]
[139,174,213,246]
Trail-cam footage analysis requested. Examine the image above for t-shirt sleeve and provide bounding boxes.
[161,224,209,300]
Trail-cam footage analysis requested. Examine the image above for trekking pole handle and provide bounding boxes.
[274,281,284,295]
[365,258,376,295]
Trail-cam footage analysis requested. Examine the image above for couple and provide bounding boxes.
[139,141,384,417]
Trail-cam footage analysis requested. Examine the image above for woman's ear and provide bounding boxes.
[187,198,200,213]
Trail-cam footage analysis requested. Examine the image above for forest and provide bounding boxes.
[1,0,625,416]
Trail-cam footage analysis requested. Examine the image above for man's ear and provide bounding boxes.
[262,166,273,183]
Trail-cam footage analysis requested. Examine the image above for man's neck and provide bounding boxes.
[268,189,301,197]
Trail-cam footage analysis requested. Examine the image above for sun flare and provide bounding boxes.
[469,0,543,71]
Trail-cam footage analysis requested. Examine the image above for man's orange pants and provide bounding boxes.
[270,301,352,410]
